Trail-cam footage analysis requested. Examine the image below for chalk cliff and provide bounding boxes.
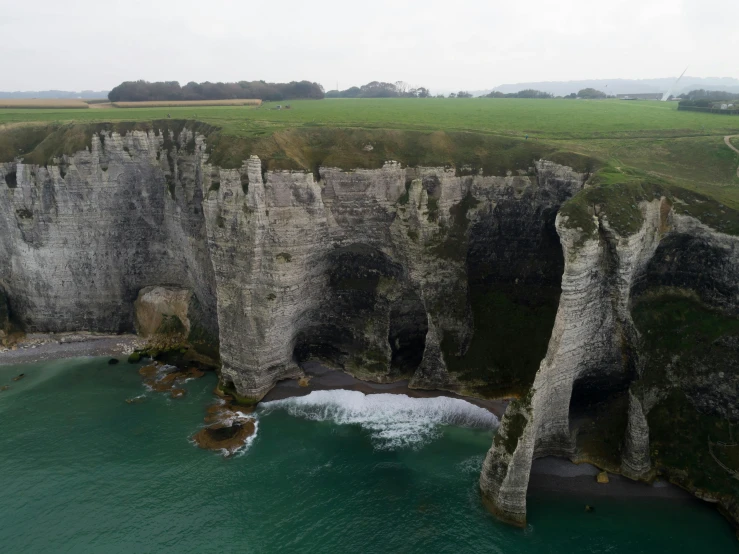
[480,196,739,527]
[1,125,738,529]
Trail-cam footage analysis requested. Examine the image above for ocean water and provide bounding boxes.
[0,357,737,553]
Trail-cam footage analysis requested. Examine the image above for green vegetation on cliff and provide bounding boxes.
[443,286,560,398]
[633,294,739,500]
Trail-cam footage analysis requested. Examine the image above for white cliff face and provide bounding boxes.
[480,194,739,527]
[480,198,669,524]
[202,158,585,400]
[0,130,586,402]
[0,130,218,340]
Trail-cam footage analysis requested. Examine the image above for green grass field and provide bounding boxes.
[2,98,739,140]
[2,98,738,235]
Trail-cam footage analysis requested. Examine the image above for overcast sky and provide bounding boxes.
[1,0,736,92]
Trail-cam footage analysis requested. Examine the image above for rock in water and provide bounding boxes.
[108,358,120,365]
[192,420,255,455]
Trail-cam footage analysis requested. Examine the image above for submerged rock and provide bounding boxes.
[138,362,206,395]
[12,373,25,381]
[125,395,146,404]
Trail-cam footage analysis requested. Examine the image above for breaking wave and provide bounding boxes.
[260,390,498,450]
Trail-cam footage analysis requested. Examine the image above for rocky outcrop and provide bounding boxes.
[134,286,192,339]
[621,390,652,480]
[480,196,739,527]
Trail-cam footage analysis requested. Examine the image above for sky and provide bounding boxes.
[1,0,737,93]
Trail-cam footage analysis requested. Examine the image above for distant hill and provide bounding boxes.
[481,77,739,97]
[0,90,109,99]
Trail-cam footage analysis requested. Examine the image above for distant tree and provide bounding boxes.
[564,92,577,99]
[325,81,429,98]
[680,89,739,102]
[108,80,325,102]
[448,92,457,98]
[577,88,607,99]
[436,94,445,98]
[514,89,553,98]
[482,89,552,99]
[456,91,473,98]
[395,81,411,95]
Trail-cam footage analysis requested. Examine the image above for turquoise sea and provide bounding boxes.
[0,357,737,553]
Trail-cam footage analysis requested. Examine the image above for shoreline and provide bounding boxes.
[528,456,695,501]
[0,333,143,366]
[261,361,510,418]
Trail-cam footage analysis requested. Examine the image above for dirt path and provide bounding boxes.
[725,135,739,177]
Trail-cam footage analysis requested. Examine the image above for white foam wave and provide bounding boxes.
[260,390,498,450]
[232,419,259,457]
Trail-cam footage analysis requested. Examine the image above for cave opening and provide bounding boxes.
[292,243,428,380]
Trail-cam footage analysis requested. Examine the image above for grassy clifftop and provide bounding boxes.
[2,99,738,236]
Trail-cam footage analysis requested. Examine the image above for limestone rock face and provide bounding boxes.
[480,198,669,523]
[0,132,586,402]
[480,197,739,526]
[0,286,9,337]
[202,158,585,400]
[0,130,218,346]
[134,286,192,339]
[621,390,652,480]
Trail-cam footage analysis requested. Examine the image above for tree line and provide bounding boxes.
[678,89,739,108]
[107,80,326,102]
[326,81,431,98]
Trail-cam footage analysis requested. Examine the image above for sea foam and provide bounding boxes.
[260,390,498,450]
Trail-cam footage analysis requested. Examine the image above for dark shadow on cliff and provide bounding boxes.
[292,243,427,382]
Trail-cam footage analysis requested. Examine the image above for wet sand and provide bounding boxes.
[261,361,509,418]
[528,457,694,500]
[0,333,142,366]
